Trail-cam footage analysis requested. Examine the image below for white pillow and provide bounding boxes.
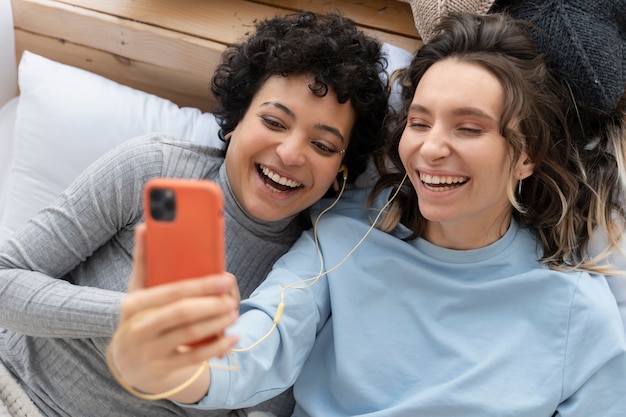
[0,51,222,241]
[381,41,413,111]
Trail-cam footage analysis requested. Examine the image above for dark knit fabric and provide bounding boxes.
[492,0,626,113]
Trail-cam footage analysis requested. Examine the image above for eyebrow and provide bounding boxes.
[261,101,345,143]
[408,103,498,123]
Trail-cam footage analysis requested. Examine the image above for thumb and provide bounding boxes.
[128,223,147,292]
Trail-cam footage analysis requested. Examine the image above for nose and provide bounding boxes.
[418,126,451,162]
[275,134,307,166]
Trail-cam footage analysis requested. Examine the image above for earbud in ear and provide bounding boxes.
[338,165,348,180]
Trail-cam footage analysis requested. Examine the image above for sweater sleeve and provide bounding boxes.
[0,136,163,338]
[556,272,626,416]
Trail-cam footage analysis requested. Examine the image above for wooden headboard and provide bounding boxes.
[11,0,421,112]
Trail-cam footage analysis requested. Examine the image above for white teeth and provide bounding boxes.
[261,165,302,188]
[420,173,468,191]
[420,174,468,185]
[423,184,459,192]
[265,183,281,193]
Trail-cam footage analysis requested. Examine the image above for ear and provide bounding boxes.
[515,151,535,180]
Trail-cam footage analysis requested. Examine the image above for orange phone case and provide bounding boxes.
[143,178,225,288]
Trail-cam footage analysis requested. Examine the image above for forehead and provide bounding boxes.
[414,59,504,111]
[251,74,355,125]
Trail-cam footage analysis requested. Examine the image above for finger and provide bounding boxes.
[116,306,238,382]
[226,273,241,305]
[121,333,239,384]
[123,295,238,347]
[165,305,239,348]
[113,295,237,368]
[156,313,240,370]
[170,335,239,370]
[121,273,237,321]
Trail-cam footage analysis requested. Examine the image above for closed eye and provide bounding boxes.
[408,121,430,130]
[261,116,285,130]
[458,127,483,135]
[310,141,342,156]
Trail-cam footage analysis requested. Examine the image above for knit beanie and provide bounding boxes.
[399,0,495,44]
[491,0,626,114]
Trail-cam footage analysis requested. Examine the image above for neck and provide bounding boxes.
[423,214,512,250]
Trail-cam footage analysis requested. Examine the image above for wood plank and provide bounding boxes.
[250,0,419,39]
[51,0,291,44]
[15,29,220,112]
[50,0,420,50]
[12,0,225,76]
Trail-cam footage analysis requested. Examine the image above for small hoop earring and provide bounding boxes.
[218,130,233,142]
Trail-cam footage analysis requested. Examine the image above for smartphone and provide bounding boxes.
[143,178,225,288]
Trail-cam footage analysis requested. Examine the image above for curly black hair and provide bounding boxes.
[211,11,389,183]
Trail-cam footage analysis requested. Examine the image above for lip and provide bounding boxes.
[255,163,304,197]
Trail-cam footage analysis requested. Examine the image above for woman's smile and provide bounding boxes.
[419,172,469,192]
[257,164,303,193]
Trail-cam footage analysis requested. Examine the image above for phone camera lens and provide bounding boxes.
[149,188,176,221]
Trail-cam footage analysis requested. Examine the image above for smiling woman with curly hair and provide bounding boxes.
[0,10,389,417]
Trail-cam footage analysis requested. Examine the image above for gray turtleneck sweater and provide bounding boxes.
[0,134,306,417]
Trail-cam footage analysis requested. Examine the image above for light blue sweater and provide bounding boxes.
[194,188,626,416]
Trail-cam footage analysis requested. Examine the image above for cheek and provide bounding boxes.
[397,133,414,168]
[224,143,246,177]
[315,162,341,188]
[483,161,513,196]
